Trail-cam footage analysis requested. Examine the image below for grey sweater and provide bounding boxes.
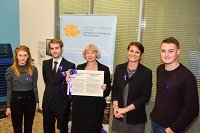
[5,65,39,108]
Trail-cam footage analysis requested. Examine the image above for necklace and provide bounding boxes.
[127,67,137,73]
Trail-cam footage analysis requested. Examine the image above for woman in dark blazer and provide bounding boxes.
[111,42,152,133]
[71,44,111,133]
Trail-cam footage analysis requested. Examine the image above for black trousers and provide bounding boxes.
[10,90,36,133]
[43,101,70,133]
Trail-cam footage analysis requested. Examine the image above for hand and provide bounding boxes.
[65,75,70,83]
[5,108,11,116]
[114,107,126,118]
[113,107,118,115]
[36,103,39,110]
[113,107,124,118]
[115,113,124,118]
[166,127,174,133]
[101,84,107,91]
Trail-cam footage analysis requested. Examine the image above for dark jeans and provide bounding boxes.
[11,90,36,133]
[151,120,185,133]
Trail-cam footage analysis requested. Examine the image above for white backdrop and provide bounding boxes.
[60,14,117,73]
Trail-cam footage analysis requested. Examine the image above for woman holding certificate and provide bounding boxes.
[70,44,111,133]
[111,42,152,133]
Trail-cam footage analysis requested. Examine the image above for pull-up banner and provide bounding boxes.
[60,15,117,73]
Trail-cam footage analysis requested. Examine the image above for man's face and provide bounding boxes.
[160,43,180,65]
[49,43,63,60]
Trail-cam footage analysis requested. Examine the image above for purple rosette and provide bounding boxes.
[70,69,77,75]
[60,69,77,100]
[61,71,67,77]
[123,73,127,81]
[61,69,77,77]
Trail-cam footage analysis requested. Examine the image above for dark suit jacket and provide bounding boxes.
[42,58,75,113]
[112,62,152,125]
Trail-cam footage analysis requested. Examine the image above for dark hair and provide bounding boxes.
[48,38,64,48]
[161,37,179,49]
[127,42,144,54]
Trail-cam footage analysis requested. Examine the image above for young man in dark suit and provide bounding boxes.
[42,38,75,133]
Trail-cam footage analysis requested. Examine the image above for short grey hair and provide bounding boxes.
[82,44,101,59]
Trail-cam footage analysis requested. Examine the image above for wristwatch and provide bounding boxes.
[112,105,118,108]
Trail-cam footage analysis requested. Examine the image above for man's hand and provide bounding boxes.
[166,127,174,133]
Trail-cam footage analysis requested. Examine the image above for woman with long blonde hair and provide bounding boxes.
[5,45,39,133]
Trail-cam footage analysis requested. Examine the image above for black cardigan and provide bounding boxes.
[73,60,111,109]
[112,62,152,125]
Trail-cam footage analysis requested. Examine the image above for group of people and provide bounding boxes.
[111,38,199,133]
[5,37,199,133]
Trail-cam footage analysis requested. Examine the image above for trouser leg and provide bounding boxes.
[11,104,24,133]
[56,111,69,133]
[24,102,36,133]
[151,120,166,133]
[43,109,56,133]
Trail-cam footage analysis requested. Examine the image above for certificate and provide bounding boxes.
[70,70,104,97]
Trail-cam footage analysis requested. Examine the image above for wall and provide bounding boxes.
[19,0,55,108]
[0,0,20,50]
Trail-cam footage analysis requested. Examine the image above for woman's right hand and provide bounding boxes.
[114,107,124,118]
[6,108,11,116]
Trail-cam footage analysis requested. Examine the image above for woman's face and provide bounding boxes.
[85,50,97,62]
[17,50,29,65]
[128,45,141,63]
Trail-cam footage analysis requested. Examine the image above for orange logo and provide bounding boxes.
[64,24,80,37]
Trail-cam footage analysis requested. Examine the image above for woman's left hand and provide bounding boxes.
[101,84,107,91]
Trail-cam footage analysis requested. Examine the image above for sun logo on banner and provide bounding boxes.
[64,24,80,37]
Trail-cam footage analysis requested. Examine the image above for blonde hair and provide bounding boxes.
[12,45,33,76]
[82,44,101,59]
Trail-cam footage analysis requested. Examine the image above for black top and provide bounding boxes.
[71,61,111,133]
[150,63,199,132]
[72,61,111,107]
[112,62,152,125]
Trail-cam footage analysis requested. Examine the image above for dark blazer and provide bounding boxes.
[73,61,111,109]
[42,58,75,113]
[112,62,152,125]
